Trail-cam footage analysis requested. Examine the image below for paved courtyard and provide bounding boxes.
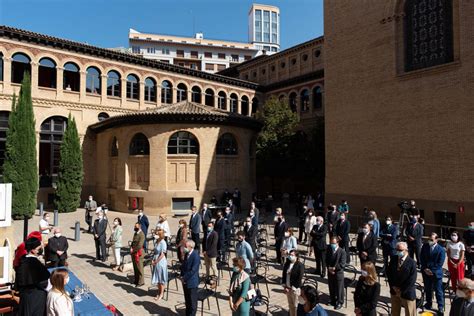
[12,209,453,315]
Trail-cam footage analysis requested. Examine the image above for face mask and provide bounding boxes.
[386,220,392,225]
[54,233,61,238]
[298,296,306,305]
[308,213,313,217]
[330,244,337,250]
[139,212,143,216]
[226,210,230,214]
[98,216,103,220]
[179,224,184,228]
[246,222,251,226]
[134,227,139,232]
[361,270,368,277]
[45,217,50,222]
[410,219,417,224]
[469,226,474,230]
[340,217,345,221]
[89,198,92,201]
[451,235,458,242]
[456,289,466,298]
[65,277,70,285]
[428,240,435,246]
[233,266,239,273]
[114,221,119,225]
[397,251,404,257]
[284,232,290,237]
[362,228,369,234]
[288,255,296,262]
[250,212,254,217]
[207,227,212,232]
[37,248,44,256]
[154,235,159,240]
[184,248,190,254]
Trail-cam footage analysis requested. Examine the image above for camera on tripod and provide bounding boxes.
[398,200,410,213]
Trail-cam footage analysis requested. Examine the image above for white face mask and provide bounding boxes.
[114,221,119,225]
[456,289,466,298]
[54,233,61,238]
[284,232,290,237]
[98,216,103,220]
[361,270,368,277]
[386,220,392,225]
[139,212,143,216]
[89,198,92,201]
[451,235,458,242]
[298,296,306,305]
[179,224,184,228]
[65,277,70,285]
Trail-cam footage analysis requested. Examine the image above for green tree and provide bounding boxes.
[3,74,38,219]
[55,114,83,213]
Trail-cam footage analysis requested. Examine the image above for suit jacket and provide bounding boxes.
[274,221,288,241]
[181,250,200,289]
[48,236,68,261]
[189,212,202,234]
[176,226,188,247]
[204,230,218,258]
[214,218,226,240]
[380,224,399,250]
[356,232,377,262]
[138,214,149,234]
[131,230,145,255]
[406,223,423,244]
[387,255,417,300]
[245,224,258,249]
[335,219,350,242]
[93,218,107,239]
[281,260,304,288]
[310,224,327,250]
[326,246,346,274]
[326,210,339,227]
[224,211,234,231]
[420,242,446,279]
[201,208,212,228]
[449,297,474,316]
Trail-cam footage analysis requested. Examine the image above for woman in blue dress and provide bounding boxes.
[151,229,168,301]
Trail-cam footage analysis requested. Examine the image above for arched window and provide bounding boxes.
[161,80,172,104]
[110,137,118,157]
[129,133,149,155]
[404,0,453,71]
[205,89,215,107]
[230,93,238,113]
[313,86,323,109]
[216,133,238,155]
[126,74,139,100]
[144,77,157,102]
[177,83,187,102]
[289,92,297,113]
[241,96,249,116]
[0,52,3,81]
[107,70,121,97]
[300,89,310,112]
[98,112,109,121]
[39,116,67,180]
[38,57,56,88]
[11,53,31,84]
[167,131,199,154]
[63,62,80,92]
[251,97,259,115]
[0,111,9,172]
[191,86,201,103]
[86,66,101,94]
[218,91,227,110]
[278,94,285,102]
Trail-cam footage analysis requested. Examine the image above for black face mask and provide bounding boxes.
[37,248,43,256]
[134,227,139,232]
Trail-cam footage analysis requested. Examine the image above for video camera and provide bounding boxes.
[398,200,410,212]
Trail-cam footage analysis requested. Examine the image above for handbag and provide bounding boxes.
[246,288,257,301]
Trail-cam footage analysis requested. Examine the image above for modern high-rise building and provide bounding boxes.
[248,4,280,53]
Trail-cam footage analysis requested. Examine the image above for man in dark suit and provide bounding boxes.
[326,205,339,239]
[274,214,288,263]
[84,195,97,233]
[228,199,237,214]
[326,236,346,310]
[93,211,108,262]
[233,188,241,212]
[181,240,200,316]
[131,222,145,287]
[244,216,258,254]
[380,216,399,273]
[203,222,218,279]
[189,206,201,251]
[449,278,474,316]
[48,227,68,267]
[310,216,327,277]
[214,211,226,261]
[335,213,351,264]
[249,201,259,226]
[224,206,234,249]
[406,217,423,268]
[201,203,212,240]
[137,209,149,251]
[387,241,417,316]
[420,232,446,314]
[356,222,377,263]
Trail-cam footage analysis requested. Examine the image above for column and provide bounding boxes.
[139,81,145,109]
[121,78,127,107]
[187,89,192,102]
[2,58,11,94]
[30,61,38,97]
[100,74,107,104]
[79,70,86,101]
[225,96,230,112]
[172,87,177,104]
[237,98,242,114]
[56,67,64,99]
[214,94,218,109]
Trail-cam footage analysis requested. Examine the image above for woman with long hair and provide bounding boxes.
[151,229,168,301]
[447,230,465,291]
[46,268,74,316]
[354,261,380,316]
[176,219,188,263]
[111,217,123,271]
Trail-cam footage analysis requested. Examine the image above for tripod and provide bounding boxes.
[398,211,411,238]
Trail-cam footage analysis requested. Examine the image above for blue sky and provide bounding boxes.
[0,0,323,50]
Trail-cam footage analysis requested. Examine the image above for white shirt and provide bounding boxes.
[39,219,50,234]
[46,289,74,316]
[304,216,317,233]
[286,263,294,288]
[447,240,465,260]
[156,221,171,237]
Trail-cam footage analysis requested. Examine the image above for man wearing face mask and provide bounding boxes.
[39,212,52,242]
[249,201,259,227]
[189,206,202,251]
[326,237,346,310]
[450,278,474,316]
[201,203,212,241]
[380,216,399,273]
[406,216,423,268]
[326,205,339,239]
[244,216,258,254]
[310,216,327,278]
[420,232,446,314]
[84,195,97,233]
[335,213,351,264]
[235,231,254,273]
[214,211,226,261]
[131,222,145,287]
[387,242,417,316]
[282,250,304,316]
[274,214,289,263]
[224,206,234,249]
[93,210,108,262]
[203,222,218,281]
[181,240,200,316]
[137,209,149,251]
[356,223,377,264]
[15,237,51,316]
[48,227,69,267]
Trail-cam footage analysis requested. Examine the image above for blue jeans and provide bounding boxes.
[422,273,444,309]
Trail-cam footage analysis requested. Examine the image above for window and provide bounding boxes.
[39,116,67,180]
[291,58,297,65]
[110,137,118,157]
[205,63,215,71]
[98,112,109,121]
[172,198,193,211]
[280,61,286,68]
[218,53,226,59]
[230,94,238,113]
[177,83,187,102]
[314,50,321,58]
[132,46,141,53]
[147,47,156,54]
[271,47,278,52]
[263,11,270,42]
[86,66,101,94]
[231,55,239,62]
[313,86,323,109]
[191,51,198,58]
[0,112,9,173]
[404,0,453,71]
[271,11,278,44]
[241,96,249,116]
[38,58,56,88]
[205,89,214,107]
[168,131,199,154]
[161,80,173,104]
[279,94,285,101]
[0,53,3,81]
[144,77,157,102]
[162,48,170,55]
[129,133,149,155]
[302,54,308,61]
[300,89,310,112]
[11,53,31,84]
[204,52,212,58]
[218,91,227,110]
[289,92,297,112]
[177,50,184,57]
[217,64,226,71]
[107,70,121,97]
[126,74,139,100]
[191,86,201,103]
[261,68,266,75]
[255,9,262,42]
[244,55,252,61]
[251,97,259,115]
[216,133,238,155]
[63,62,80,92]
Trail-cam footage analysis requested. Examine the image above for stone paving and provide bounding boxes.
[12,209,453,315]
